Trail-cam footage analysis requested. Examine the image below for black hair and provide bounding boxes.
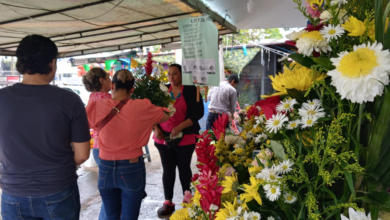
[112,69,135,93]
[227,74,239,84]
[169,63,182,74]
[16,35,58,75]
[82,68,109,92]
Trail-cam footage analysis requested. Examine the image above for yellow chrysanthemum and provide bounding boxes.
[170,208,190,220]
[261,63,326,98]
[249,166,263,175]
[192,189,201,207]
[241,177,263,205]
[222,173,239,194]
[215,198,239,220]
[342,16,366,36]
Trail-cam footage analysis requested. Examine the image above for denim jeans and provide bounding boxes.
[98,157,146,220]
[92,148,107,220]
[1,182,80,220]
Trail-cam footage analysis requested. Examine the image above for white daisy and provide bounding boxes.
[320,25,345,41]
[246,131,254,139]
[254,133,268,144]
[300,117,318,129]
[298,105,326,119]
[286,30,307,41]
[247,211,261,220]
[341,208,378,220]
[265,113,289,134]
[264,184,281,201]
[296,31,332,56]
[267,217,275,220]
[320,10,333,22]
[284,192,297,204]
[331,0,348,6]
[188,208,196,217]
[328,41,390,103]
[256,167,282,182]
[254,115,265,126]
[278,159,294,174]
[302,99,322,108]
[286,120,300,130]
[276,99,297,113]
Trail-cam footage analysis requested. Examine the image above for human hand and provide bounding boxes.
[154,126,164,140]
[171,125,183,138]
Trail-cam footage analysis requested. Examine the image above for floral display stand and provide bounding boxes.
[170,0,390,219]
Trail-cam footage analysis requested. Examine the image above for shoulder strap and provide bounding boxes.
[95,98,129,131]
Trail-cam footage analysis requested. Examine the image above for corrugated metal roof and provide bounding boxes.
[0,0,235,57]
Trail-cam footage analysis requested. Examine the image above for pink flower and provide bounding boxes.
[224,167,236,177]
[184,190,193,203]
[251,159,259,167]
[305,2,321,18]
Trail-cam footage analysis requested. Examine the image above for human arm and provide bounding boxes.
[171,118,194,137]
[72,141,90,165]
[207,87,213,102]
[230,90,237,115]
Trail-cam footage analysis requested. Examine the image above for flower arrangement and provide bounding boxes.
[171,0,390,219]
[131,52,176,116]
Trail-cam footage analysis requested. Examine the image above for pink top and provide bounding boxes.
[86,99,166,160]
[153,86,196,146]
[88,92,112,149]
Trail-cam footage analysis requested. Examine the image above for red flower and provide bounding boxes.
[255,96,280,120]
[285,40,297,47]
[246,105,261,119]
[212,113,229,140]
[144,52,153,76]
[191,173,200,182]
[196,171,222,219]
[304,23,324,32]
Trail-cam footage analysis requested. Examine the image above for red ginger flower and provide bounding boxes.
[255,96,280,120]
[196,170,222,219]
[144,52,153,76]
[212,113,229,140]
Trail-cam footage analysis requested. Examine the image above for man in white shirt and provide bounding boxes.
[206,74,239,129]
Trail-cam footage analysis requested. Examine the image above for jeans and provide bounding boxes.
[92,148,107,220]
[98,157,146,220]
[1,182,80,220]
[206,112,229,130]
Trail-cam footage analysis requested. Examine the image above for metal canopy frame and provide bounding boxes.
[0,0,237,57]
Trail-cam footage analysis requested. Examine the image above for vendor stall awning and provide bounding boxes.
[0,0,236,57]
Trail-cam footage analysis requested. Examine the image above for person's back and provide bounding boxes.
[206,74,239,129]
[0,35,90,220]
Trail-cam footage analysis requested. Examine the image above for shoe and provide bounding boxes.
[157,201,175,216]
[143,191,147,199]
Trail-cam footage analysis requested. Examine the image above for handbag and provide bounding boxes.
[96,98,129,131]
[157,124,183,149]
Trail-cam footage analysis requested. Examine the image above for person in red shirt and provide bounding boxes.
[86,69,169,219]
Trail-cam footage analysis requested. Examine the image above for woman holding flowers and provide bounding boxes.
[86,69,169,220]
[82,67,112,220]
[153,64,204,217]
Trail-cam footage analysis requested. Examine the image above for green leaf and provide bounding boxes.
[316,117,333,123]
[278,200,295,220]
[375,0,384,44]
[287,88,306,103]
[367,85,390,171]
[270,140,286,160]
[371,204,380,220]
[345,172,356,198]
[246,200,262,213]
[383,2,390,49]
[288,54,316,69]
[312,57,335,70]
[366,191,390,205]
[325,209,340,220]
[318,188,338,205]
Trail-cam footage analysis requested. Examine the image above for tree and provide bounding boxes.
[222,28,283,46]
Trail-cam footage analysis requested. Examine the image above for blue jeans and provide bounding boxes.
[98,157,146,220]
[92,148,107,220]
[1,182,80,220]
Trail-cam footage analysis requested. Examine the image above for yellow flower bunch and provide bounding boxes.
[262,63,326,98]
[241,177,263,205]
[170,208,191,220]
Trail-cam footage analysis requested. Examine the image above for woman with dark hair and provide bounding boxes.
[82,67,111,220]
[86,69,169,219]
[153,64,204,216]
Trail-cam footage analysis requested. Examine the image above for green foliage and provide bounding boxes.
[222,29,283,45]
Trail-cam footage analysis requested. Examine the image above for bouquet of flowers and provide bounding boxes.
[131,52,176,116]
[171,0,390,219]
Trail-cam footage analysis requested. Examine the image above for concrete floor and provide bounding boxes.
[0,135,198,220]
[78,136,198,220]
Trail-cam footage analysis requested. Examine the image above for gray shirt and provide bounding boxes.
[207,81,237,115]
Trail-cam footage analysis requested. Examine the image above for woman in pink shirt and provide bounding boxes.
[86,69,169,219]
[82,67,111,220]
